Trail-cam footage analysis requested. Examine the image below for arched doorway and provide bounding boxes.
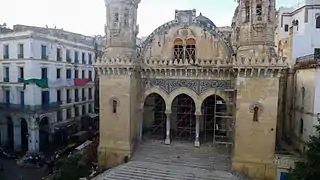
[39,117,50,152]
[7,117,14,150]
[20,118,29,152]
[201,95,229,143]
[171,94,196,141]
[143,93,166,140]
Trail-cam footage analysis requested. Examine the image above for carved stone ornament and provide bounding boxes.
[249,102,264,114]
[142,78,233,95]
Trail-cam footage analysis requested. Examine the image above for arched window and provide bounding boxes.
[245,1,250,22]
[173,38,184,61]
[112,100,117,113]
[253,106,259,122]
[316,16,320,29]
[256,3,262,16]
[185,38,196,62]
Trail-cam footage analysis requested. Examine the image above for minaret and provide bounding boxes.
[235,0,276,59]
[97,0,141,168]
[104,0,140,58]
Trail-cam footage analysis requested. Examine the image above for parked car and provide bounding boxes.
[0,148,18,159]
[17,153,45,168]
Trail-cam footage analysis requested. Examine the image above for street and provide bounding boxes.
[0,159,45,180]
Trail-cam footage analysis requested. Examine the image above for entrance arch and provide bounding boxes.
[201,95,230,143]
[39,117,50,152]
[143,93,166,140]
[171,94,196,141]
[20,118,28,152]
[7,116,14,150]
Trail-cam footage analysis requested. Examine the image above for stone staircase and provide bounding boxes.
[93,140,248,180]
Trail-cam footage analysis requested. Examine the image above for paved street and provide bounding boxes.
[0,159,45,180]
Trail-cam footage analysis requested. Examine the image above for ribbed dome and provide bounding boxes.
[195,13,216,27]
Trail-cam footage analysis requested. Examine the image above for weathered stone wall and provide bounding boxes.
[233,77,279,180]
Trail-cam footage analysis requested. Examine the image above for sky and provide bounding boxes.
[0,0,300,38]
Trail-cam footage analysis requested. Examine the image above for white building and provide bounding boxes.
[276,0,320,64]
[0,25,95,153]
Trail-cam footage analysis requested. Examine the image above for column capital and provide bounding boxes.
[195,112,202,116]
[165,111,172,115]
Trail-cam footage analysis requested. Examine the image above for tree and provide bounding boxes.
[54,152,90,180]
[288,123,320,180]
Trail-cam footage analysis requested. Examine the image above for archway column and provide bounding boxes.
[13,122,22,152]
[28,118,39,152]
[194,112,201,147]
[165,111,171,145]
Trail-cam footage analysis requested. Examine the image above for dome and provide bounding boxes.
[195,13,216,27]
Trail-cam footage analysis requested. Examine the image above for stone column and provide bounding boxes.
[194,114,201,147]
[165,112,171,145]
[28,117,39,152]
[140,107,144,140]
[0,123,8,146]
[13,123,22,152]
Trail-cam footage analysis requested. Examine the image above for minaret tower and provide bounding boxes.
[97,0,141,168]
[235,0,276,59]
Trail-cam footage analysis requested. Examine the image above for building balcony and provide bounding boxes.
[41,55,49,60]
[57,56,62,61]
[67,58,72,63]
[18,54,24,59]
[3,55,9,59]
[17,78,24,83]
[75,97,79,102]
[67,99,72,103]
[0,102,62,112]
[3,77,9,82]
[296,54,320,64]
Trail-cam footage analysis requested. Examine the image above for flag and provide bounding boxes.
[23,78,48,90]
[73,78,91,86]
[23,78,91,89]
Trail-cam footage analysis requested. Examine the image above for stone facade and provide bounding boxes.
[96,0,288,179]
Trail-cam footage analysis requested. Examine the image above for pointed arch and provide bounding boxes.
[168,87,201,114]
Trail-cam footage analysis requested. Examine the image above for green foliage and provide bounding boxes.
[53,152,90,180]
[288,123,320,180]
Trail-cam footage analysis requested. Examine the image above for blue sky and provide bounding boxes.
[0,0,300,37]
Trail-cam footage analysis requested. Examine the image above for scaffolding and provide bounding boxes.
[143,94,166,140]
[172,94,196,141]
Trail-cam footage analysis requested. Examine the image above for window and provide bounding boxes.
[314,48,320,59]
[56,69,61,79]
[284,24,289,32]
[57,90,61,102]
[82,52,86,64]
[5,90,10,104]
[74,70,79,79]
[66,69,72,79]
[185,38,196,61]
[301,87,305,107]
[88,54,92,65]
[75,106,80,117]
[57,48,62,61]
[57,111,63,122]
[41,45,47,59]
[300,118,304,135]
[114,13,119,23]
[18,44,24,58]
[124,8,129,26]
[66,50,71,62]
[317,16,320,29]
[173,38,184,61]
[256,3,262,16]
[88,88,92,99]
[82,70,85,79]
[74,51,79,63]
[245,1,250,22]
[41,91,50,105]
[82,88,85,100]
[19,67,24,81]
[20,91,24,105]
[41,68,48,79]
[75,89,79,102]
[3,67,9,82]
[82,105,86,115]
[66,89,71,103]
[67,108,72,119]
[3,45,9,59]
[89,104,92,113]
[253,106,259,122]
[112,100,117,113]
[88,70,92,81]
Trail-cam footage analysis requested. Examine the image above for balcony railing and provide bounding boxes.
[41,55,48,60]
[18,54,24,59]
[0,102,62,112]
[3,54,9,59]
[18,78,24,83]
[3,77,9,82]
[57,56,62,61]
[296,54,320,64]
